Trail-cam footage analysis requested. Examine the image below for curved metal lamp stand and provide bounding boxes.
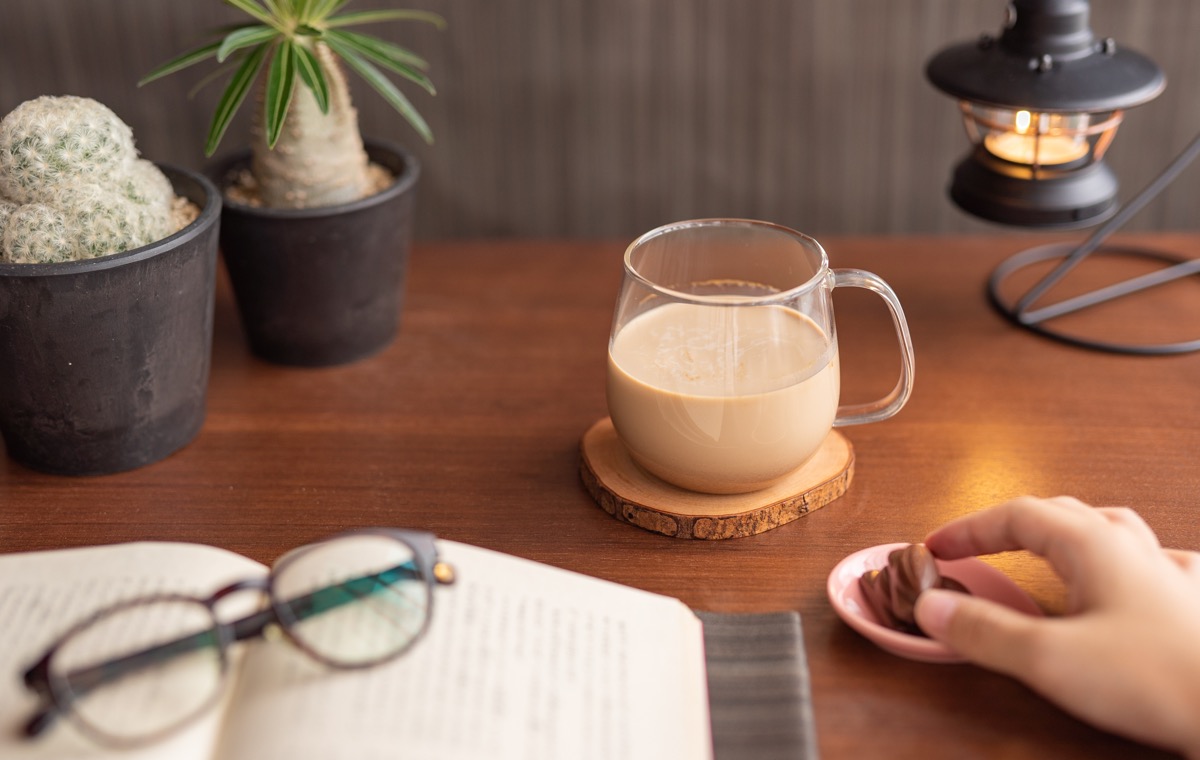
[988,130,1200,355]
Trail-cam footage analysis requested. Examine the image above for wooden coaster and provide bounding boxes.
[579,417,854,540]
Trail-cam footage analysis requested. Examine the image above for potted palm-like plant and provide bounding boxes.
[141,0,444,366]
[0,95,221,475]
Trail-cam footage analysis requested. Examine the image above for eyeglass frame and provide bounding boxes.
[21,527,456,748]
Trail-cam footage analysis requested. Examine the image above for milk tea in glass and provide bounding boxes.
[606,220,914,495]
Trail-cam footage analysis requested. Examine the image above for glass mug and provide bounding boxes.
[606,219,915,494]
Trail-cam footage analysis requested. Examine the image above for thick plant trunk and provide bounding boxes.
[251,43,371,209]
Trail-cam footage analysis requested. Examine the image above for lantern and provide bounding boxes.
[926,0,1163,229]
[925,0,1200,355]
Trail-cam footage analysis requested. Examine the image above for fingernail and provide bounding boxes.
[915,588,959,639]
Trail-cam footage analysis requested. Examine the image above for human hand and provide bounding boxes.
[913,495,1200,758]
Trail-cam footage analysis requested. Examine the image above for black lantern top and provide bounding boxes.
[926,0,1164,112]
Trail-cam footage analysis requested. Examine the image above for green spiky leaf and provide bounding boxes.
[323,27,429,68]
[325,10,446,29]
[144,1,442,155]
[217,24,279,62]
[292,42,330,113]
[324,36,432,143]
[205,42,270,156]
[324,29,434,92]
[264,40,297,148]
[293,0,318,22]
[138,40,223,86]
[310,0,350,20]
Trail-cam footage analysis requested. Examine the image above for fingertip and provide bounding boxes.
[919,589,1047,678]
[920,528,956,558]
[925,496,1103,571]
[922,522,983,560]
[914,588,959,640]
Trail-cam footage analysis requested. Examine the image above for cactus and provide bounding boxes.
[141,2,442,209]
[0,198,16,246]
[0,96,176,264]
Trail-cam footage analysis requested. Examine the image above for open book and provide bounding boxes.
[0,539,712,760]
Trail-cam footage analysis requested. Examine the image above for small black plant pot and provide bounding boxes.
[209,140,419,367]
[0,166,221,476]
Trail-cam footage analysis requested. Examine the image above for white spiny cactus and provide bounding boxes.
[62,183,166,260]
[0,199,16,248]
[123,158,174,212]
[0,96,175,264]
[2,204,74,264]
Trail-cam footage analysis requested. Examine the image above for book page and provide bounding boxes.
[215,539,713,760]
[0,542,266,760]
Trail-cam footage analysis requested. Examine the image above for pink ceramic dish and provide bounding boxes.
[827,542,1044,664]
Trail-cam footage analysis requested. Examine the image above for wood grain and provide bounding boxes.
[580,418,854,539]
[3,234,1199,759]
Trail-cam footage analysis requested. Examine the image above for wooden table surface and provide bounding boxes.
[3,234,1200,759]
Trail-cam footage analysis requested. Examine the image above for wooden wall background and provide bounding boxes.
[2,0,1199,240]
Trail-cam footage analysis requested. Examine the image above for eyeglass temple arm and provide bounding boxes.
[22,562,433,739]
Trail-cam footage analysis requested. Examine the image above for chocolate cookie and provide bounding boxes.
[858,544,967,635]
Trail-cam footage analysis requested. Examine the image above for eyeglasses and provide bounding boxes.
[20,528,455,748]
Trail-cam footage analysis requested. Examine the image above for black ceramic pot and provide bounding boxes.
[210,140,419,367]
[0,167,221,476]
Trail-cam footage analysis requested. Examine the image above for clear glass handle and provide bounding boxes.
[831,268,916,426]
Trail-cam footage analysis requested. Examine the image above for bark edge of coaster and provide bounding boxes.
[579,417,854,539]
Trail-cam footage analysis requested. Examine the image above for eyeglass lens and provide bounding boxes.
[272,533,432,667]
[50,598,226,743]
[40,533,432,745]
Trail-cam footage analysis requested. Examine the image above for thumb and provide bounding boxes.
[915,588,1044,677]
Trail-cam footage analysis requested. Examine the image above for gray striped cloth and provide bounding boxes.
[697,611,819,760]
